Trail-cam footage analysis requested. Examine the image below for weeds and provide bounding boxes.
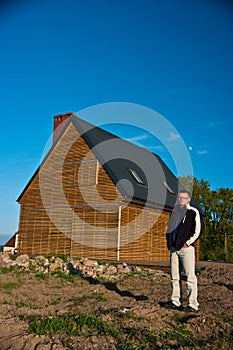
[15,300,29,308]
[71,293,107,306]
[35,273,49,280]
[0,267,15,274]
[195,266,206,275]
[224,316,233,325]
[51,270,80,282]
[0,280,21,294]
[50,297,62,305]
[23,313,117,337]
[56,254,69,262]
[117,310,136,320]
[168,324,198,347]
[1,258,232,349]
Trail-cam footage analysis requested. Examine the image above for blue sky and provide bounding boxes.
[0,0,233,245]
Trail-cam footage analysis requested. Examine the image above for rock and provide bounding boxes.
[15,254,30,263]
[116,264,123,271]
[0,252,12,266]
[81,258,98,268]
[135,266,142,273]
[96,265,105,275]
[33,255,49,266]
[15,261,30,269]
[53,257,64,265]
[117,263,131,273]
[102,265,116,274]
[0,252,140,281]
[49,262,62,273]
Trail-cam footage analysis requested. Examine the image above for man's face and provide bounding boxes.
[178,193,190,207]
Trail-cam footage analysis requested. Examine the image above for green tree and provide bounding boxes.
[178,176,233,261]
[208,188,233,261]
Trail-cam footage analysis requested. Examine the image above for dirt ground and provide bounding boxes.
[0,262,232,350]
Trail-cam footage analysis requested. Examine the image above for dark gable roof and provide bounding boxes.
[17,115,182,210]
[71,116,179,210]
[4,232,17,247]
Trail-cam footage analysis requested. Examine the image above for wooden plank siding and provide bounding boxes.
[17,122,175,261]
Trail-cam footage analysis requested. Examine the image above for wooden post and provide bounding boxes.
[117,206,121,261]
[224,232,228,262]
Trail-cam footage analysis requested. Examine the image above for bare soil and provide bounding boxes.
[0,263,232,349]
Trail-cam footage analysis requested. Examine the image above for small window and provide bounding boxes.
[162,180,176,195]
[128,168,145,185]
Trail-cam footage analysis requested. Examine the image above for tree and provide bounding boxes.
[178,176,233,261]
[208,188,233,261]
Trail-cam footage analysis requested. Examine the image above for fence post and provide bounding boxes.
[117,206,121,261]
[224,232,228,262]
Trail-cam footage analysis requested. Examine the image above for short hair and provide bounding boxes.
[179,190,191,198]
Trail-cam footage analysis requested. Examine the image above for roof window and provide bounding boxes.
[162,180,176,195]
[128,168,145,185]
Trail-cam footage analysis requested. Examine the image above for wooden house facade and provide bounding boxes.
[16,113,199,262]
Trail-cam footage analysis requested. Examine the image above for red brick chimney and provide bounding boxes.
[53,112,75,144]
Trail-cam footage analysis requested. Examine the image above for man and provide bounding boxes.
[165,190,201,312]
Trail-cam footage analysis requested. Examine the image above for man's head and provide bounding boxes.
[178,190,191,207]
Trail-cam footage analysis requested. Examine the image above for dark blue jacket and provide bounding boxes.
[166,204,201,250]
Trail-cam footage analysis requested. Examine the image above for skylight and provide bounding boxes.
[128,168,145,185]
[161,180,176,195]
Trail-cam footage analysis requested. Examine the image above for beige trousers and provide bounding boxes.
[170,245,199,310]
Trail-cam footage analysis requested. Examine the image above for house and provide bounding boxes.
[16,112,199,262]
[3,232,18,254]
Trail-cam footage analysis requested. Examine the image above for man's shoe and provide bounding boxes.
[184,306,198,313]
[159,301,183,311]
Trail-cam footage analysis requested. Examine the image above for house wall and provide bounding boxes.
[17,122,191,262]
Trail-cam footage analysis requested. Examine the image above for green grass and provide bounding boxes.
[1,258,232,349]
[118,311,136,321]
[19,308,233,349]
[50,296,62,305]
[0,267,15,274]
[0,266,27,275]
[55,254,69,262]
[0,280,22,294]
[35,272,49,280]
[15,300,29,308]
[22,313,117,337]
[71,293,107,306]
[195,266,206,275]
[163,324,198,347]
[224,316,233,325]
[51,270,81,282]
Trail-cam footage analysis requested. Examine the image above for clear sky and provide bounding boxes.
[0,0,233,245]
